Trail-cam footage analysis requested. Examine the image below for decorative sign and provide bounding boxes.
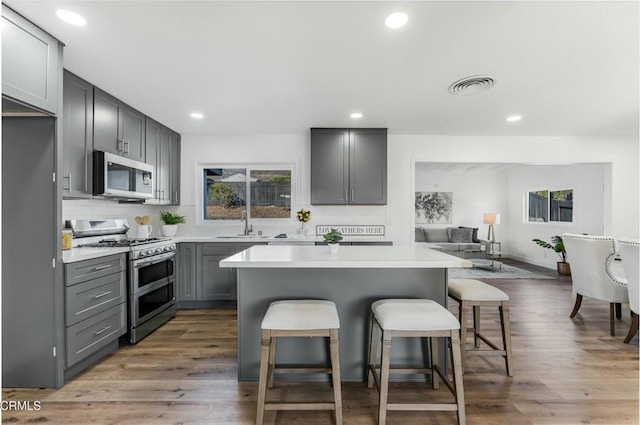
[315,225,385,236]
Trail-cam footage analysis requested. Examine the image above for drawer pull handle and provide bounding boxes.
[94,325,112,336]
[93,291,112,299]
[92,265,112,271]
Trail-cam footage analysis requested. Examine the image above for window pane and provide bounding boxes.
[528,190,548,222]
[550,189,573,222]
[249,170,291,218]
[203,168,246,220]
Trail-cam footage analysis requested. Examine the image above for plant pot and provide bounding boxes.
[328,243,340,254]
[557,261,571,276]
[296,227,307,236]
[161,224,178,237]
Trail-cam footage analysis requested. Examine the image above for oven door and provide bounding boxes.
[131,252,175,294]
[132,280,175,326]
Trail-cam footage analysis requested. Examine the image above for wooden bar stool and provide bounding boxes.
[256,300,342,425]
[448,279,514,376]
[367,299,466,425]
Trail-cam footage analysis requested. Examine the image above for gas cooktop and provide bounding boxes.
[78,238,168,248]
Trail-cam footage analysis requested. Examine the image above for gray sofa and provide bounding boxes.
[415,226,482,258]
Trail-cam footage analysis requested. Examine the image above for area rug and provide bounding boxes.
[449,263,554,279]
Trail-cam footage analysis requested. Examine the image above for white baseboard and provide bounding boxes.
[507,253,557,271]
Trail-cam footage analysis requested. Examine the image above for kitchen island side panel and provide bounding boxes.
[236,267,447,381]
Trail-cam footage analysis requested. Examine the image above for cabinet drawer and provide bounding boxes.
[201,243,236,255]
[65,271,126,326]
[66,303,126,367]
[65,254,126,286]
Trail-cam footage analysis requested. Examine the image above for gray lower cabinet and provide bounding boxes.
[310,128,387,205]
[64,254,127,373]
[1,5,61,114]
[62,70,94,198]
[93,87,145,162]
[177,242,266,307]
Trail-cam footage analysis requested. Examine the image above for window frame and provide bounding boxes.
[525,187,575,224]
[196,162,296,226]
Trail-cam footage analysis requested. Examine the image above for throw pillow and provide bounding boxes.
[424,228,449,242]
[415,227,426,242]
[449,227,473,243]
[459,226,480,243]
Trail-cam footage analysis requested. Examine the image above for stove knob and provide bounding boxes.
[155,248,163,255]
[163,246,171,252]
[145,249,154,256]
[138,251,146,258]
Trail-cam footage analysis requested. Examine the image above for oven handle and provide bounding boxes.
[133,252,175,268]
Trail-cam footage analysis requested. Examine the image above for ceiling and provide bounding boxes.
[5,1,639,137]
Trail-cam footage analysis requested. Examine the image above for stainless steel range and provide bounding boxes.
[69,219,177,344]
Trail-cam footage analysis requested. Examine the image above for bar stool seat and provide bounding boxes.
[367,299,466,425]
[256,299,342,425]
[448,279,513,376]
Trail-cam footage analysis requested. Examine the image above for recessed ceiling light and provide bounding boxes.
[350,112,363,119]
[190,112,204,119]
[56,10,86,26]
[506,115,522,122]
[385,12,408,29]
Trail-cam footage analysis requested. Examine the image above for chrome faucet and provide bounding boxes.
[241,209,253,235]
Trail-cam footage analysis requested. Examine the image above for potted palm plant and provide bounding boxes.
[532,235,571,275]
[323,228,343,254]
[159,211,186,237]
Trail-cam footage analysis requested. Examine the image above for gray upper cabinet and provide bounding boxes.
[93,88,145,162]
[310,128,387,205]
[1,5,61,115]
[170,131,181,205]
[145,118,180,205]
[62,71,94,198]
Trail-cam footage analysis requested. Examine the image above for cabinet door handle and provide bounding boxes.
[118,140,124,153]
[174,191,178,203]
[351,189,354,202]
[92,265,112,272]
[124,140,130,155]
[94,325,112,336]
[161,189,165,200]
[64,174,71,192]
[93,291,113,299]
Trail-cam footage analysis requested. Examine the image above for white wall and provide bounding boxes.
[505,163,608,269]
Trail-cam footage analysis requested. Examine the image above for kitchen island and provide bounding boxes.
[220,245,471,381]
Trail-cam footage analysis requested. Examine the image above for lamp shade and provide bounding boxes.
[483,213,501,225]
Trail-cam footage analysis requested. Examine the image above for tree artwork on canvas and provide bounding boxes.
[415,192,453,224]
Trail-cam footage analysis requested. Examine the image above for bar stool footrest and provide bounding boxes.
[387,403,459,411]
[265,402,336,411]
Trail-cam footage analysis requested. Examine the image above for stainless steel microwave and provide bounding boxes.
[93,150,154,199]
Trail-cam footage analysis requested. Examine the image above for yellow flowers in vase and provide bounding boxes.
[296,208,311,234]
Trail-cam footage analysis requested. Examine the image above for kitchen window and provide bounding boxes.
[527,189,574,223]
[202,167,292,220]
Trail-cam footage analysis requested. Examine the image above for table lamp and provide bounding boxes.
[483,213,500,241]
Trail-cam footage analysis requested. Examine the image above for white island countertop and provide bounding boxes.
[219,245,472,269]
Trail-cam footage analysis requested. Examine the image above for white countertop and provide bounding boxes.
[219,245,472,269]
[62,247,129,263]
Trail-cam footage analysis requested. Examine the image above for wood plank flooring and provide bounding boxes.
[3,263,638,424]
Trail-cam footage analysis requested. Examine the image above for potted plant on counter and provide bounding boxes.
[532,235,571,275]
[159,211,186,237]
[323,228,343,254]
[296,208,311,235]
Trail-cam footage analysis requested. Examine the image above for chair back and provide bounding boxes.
[562,233,628,303]
[618,238,640,314]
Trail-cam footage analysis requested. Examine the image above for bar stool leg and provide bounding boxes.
[430,337,439,389]
[329,329,343,425]
[256,330,271,425]
[500,302,514,377]
[367,315,380,388]
[473,306,481,348]
[378,331,392,425]
[450,331,466,425]
[267,337,277,388]
[459,302,470,373]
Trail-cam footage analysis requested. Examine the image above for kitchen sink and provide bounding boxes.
[215,234,270,238]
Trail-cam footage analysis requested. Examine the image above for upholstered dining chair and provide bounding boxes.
[562,233,628,336]
[617,238,639,343]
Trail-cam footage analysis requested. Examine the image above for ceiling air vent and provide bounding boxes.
[448,75,496,95]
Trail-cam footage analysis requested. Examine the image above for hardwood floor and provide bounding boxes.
[3,270,638,424]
